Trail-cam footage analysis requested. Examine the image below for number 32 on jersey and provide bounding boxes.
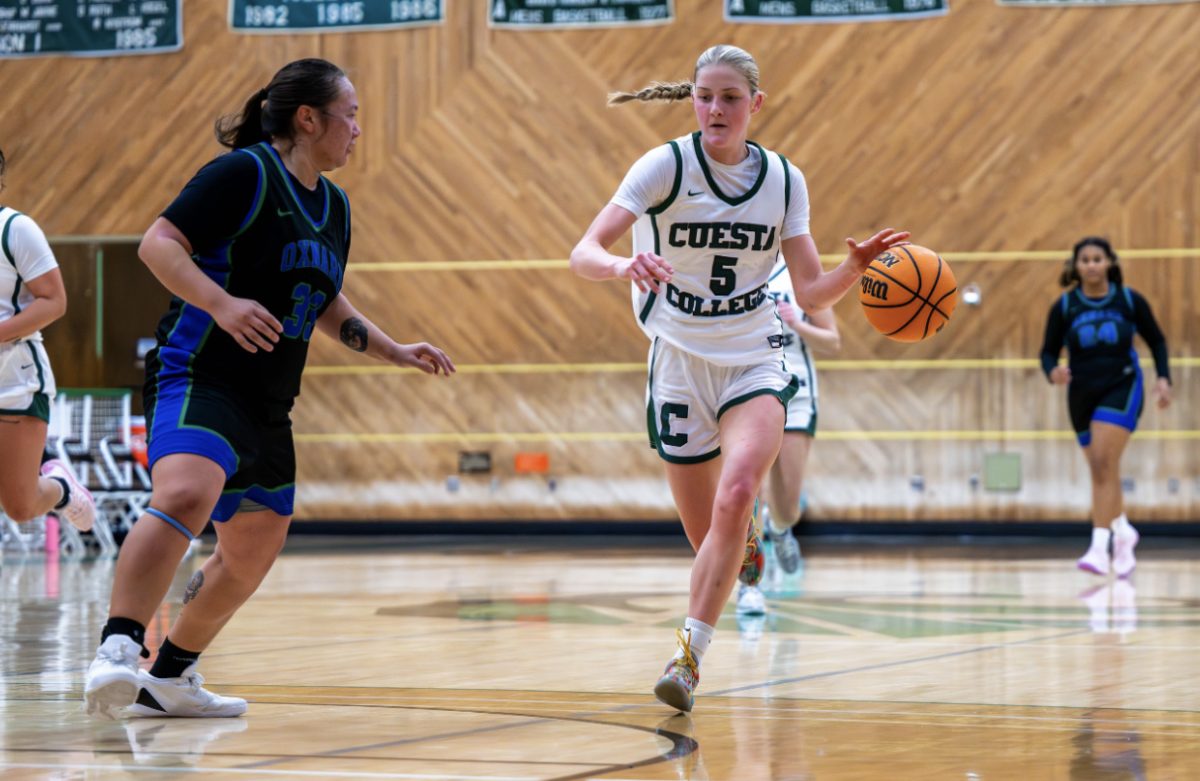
[283,283,326,342]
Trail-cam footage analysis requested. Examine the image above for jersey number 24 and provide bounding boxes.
[1077,321,1118,349]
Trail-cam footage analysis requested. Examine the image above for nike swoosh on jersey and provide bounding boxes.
[19,364,33,370]
[687,189,704,197]
[277,209,294,217]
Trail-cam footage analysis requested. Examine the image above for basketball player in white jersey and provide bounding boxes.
[758,259,840,584]
[0,147,96,533]
[570,45,908,712]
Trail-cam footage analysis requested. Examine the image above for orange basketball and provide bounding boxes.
[859,245,957,342]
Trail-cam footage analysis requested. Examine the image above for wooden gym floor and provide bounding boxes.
[2,536,1200,780]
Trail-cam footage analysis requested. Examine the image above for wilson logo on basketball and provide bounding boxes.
[876,251,902,269]
[861,275,889,301]
[859,244,957,343]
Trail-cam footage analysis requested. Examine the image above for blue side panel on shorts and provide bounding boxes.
[1092,367,1144,436]
[211,484,295,522]
[146,242,239,477]
[145,350,239,478]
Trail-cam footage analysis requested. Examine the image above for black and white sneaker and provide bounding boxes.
[125,664,247,718]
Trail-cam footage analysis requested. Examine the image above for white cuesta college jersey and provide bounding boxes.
[624,133,797,367]
[0,206,58,341]
[767,258,817,399]
[0,207,58,411]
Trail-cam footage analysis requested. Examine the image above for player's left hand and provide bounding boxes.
[394,343,456,376]
[776,301,804,329]
[845,229,912,274]
[1154,377,1172,409]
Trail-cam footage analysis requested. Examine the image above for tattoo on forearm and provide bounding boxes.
[183,571,204,604]
[340,317,368,353]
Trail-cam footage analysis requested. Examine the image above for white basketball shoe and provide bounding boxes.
[1112,517,1139,578]
[1077,543,1110,576]
[84,635,143,719]
[126,664,247,718]
[41,459,95,532]
[736,583,767,616]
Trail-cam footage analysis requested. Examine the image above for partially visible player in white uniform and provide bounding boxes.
[759,260,840,580]
[570,45,908,712]
[0,147,96,533]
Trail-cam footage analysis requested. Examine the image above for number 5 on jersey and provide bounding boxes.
[710,255,738,296]
[283,282,326,341]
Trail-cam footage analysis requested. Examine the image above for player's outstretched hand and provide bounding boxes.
[845,229,912,274]
[395,343,456,376]
[617,252,673,294]
[776,301,803,329]
[1049,366,1072,385]
[213,296,283,353]
[1154,377,1172,409]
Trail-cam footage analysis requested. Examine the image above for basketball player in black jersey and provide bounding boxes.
[1040,237,1170,579]
[84,59,455,719]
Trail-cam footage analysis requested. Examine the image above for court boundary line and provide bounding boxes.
[0,765,533,780]
[0,749,613,767]
[226,701,695,781]
[707,627,1091,697]
[230,694,1200,729]
[210,690,1200,718]
[0,624,503,681]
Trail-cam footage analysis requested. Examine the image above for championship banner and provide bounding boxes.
[725,0,946,23]
[230,0,442,33]
[0,0,181,58]
[490,0,673,29]
[997,0,1192,6]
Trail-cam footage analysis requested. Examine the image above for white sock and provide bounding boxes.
[1091,527,1112,551]
[767,512,792,536]
[675,618,715,668]
[1112,514,1134,534]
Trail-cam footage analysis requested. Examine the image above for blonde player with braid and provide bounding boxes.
[571,45,908,712]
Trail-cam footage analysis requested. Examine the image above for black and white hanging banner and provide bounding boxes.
[490,0,673,29]
[0,0,181,58]
[725,0,947,23]
[230,0,442,33]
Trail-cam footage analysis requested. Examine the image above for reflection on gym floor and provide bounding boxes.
[3,538,1200,779]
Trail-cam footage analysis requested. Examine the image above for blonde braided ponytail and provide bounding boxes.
[607,81,695,107]
[606,45,760,108]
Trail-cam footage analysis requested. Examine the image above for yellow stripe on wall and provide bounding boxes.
[43,239,1200,265]
[304,362,647,375]
[295,430,1200,444]
[339,247,1200,273]
[304,357,1197,376]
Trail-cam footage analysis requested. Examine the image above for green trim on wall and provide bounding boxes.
[95,248,104,358]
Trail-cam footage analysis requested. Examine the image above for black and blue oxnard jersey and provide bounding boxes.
[148,142,349,408]
[1040,285,1169,389]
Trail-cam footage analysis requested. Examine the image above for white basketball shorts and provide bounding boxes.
[645,337,798,464]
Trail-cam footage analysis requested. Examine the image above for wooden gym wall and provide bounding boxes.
[2,0,1199,523]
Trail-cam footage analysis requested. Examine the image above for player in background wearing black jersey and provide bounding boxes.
[1040,237,1170,578]
[84,59,455,720]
